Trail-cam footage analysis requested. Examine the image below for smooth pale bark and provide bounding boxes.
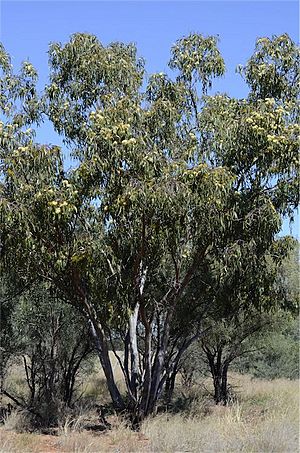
[140,308,152,415]
[129,302,140,399]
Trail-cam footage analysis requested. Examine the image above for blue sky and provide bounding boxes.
[0,1,299,236]
[1,1,298,93]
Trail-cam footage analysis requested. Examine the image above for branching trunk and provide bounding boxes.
[1,389,43,421]
[206,348,229,405]
[76,257,210,425]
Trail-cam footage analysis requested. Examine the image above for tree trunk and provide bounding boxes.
[89,320,125,411]
[221,363,229,405]
[129,302,140,400]
[146,310,172,415]
[165,370,176,406]
[212,365,228,405]
[74,275,125,412]
[206,348,229,405]
[213,373,222,404]
[139,314,152,417]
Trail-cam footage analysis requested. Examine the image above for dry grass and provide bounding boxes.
[0,419,149,453]
[0,373,298,452]
[58,420,149,453]
[143,373,299,452]
[2,410,33,434]
[0,429,58,452]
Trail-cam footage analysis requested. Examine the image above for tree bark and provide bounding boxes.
[89,320,125,411]
[74,275,125,412]
[147,309,172,415]
[221,363,229,405]
[140,308,152,417]
[129,302,140,400]
[208,354,229,405]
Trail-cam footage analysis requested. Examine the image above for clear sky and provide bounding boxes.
[0,1,299,236]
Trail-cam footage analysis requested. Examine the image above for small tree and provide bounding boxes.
[201,311,275,405]
[234,242,299,380]
[164,235,296,405]
[1,285,93,426]
[178,238,299,405]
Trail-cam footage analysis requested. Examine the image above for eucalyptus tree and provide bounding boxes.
[0,33,299,423]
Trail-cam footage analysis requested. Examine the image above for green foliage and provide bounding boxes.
[169,34,225,90]
[239,34,300,101]
[234,316,299,380]
[276,240,299,311]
